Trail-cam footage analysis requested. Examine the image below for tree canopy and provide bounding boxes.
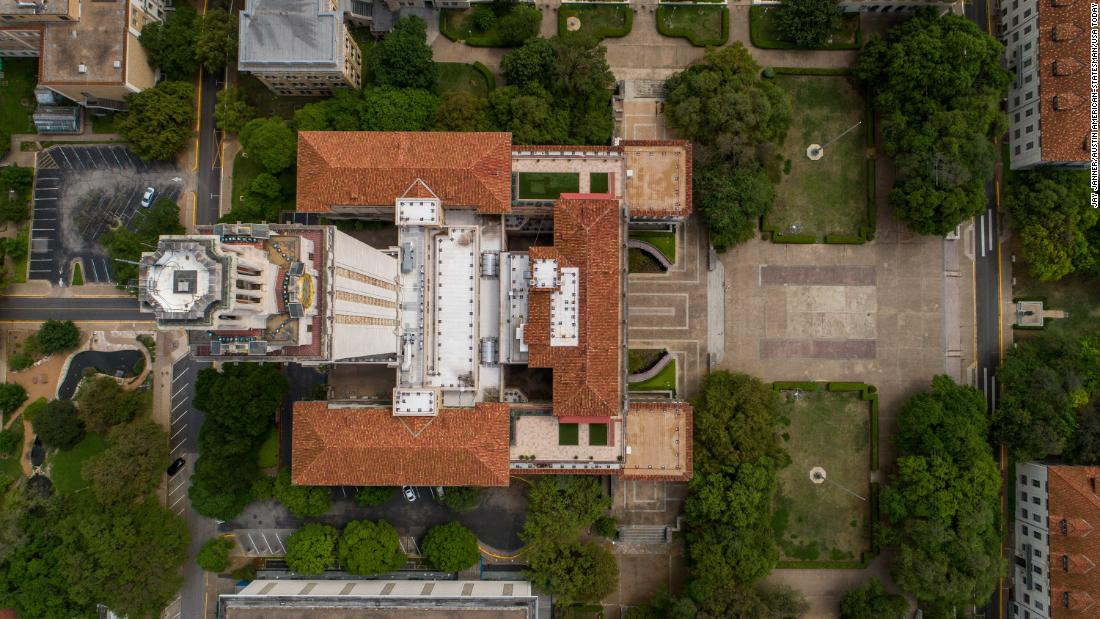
[435,91,492,132]
[0,383,27,416]
[75,376,147,433]
[856,8,1010,235]
[694,161,775,252]
[286,523,338,575]
[82,420,167,505]
[422,522,480,572]
[37,320,80,355]
[336,519,405,575]
[32,400,84,450]
[995,330,1100,461]
[839,578,908,619]
[882,375,1002,616]
[119,81,196,161]
[355,486,394,507]
[138,4,199,80]
[240,117,297,174]
[0,165,33,224]
[1005,169,1098,281]
[274,467,330,518]
[214,87,256,134]
[370,16,436,90]
[775,0,844,48]
[195,9,238,72]
[197,536,234,572]
[526,540,618,605]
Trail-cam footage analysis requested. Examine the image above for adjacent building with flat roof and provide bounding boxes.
[1001,0,1091,169]
[238,0,362,96]
[1012,463,1100,618]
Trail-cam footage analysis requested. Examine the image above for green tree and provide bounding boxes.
[856,8,1010,235]
[285,523,338,575]
[665,44,791,166]
[251,473,275,501]
[240,117,296,174]
[37,320,80,355]
[82,420,168,504]
[138,4,199,80]
[435,91,492,132]
[32,400,85,450]
[119,81,196,161]
[355,486,394,506]
[336,519,406,575]
[189,454,258,520]
[521,476,611,545]
[294,102,332,131]
[0,383,27,416]
[839,578,908,619]
[500,37,554,87]
[496,5,542,46]
[360,87,439,131]
[489,85,569,144]
[58,498,189,618]
[881,375,1002,616]
[75,375,146,433]
[775,0,843,48]
[695,161,775,251]
[692,371,783,472]
[195,9,238,72]
[370,16,437,90]
[592,514,617,538]
[1005,169,1097,281]
[214,87,256,134]
[526,541,618,605]
[0,428,20,456]
[274,467,331,517]
[0,165,33,223]
[422,522,480,572]
[196,536,234,572]
[440,486,481,511]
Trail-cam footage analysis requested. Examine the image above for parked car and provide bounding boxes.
[140,187,156,208]
[402,486,417,502]
[166,457,186,476]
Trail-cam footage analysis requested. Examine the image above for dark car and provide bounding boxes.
[166,457,186,476]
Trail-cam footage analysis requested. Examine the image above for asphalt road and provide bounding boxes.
[0,295,146,322]
[196,66,225,227]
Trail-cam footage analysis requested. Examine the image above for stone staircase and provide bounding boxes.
[618,525,669,544]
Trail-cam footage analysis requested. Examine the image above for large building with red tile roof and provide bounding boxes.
[1001,0,1091,169]
[1013,463,1100,618]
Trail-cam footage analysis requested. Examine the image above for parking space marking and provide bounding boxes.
[170,424,187,440]
[170,493,187,509]
[173,368,190,383]
[172,384,189,399]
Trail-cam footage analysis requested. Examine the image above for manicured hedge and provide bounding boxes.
[472,61,496,91]
[772,381,822,392]
[772,66,853,76]
[770,233,817,244]
[824,235,865,245]
[749,6,862,51]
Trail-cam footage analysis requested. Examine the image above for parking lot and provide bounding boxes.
[30,145,184,285]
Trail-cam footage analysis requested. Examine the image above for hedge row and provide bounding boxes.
[655,5,729,47]
[471,61,496,91]
[748,7,862,51]
[772,66,853,76]
[772,381,822,392]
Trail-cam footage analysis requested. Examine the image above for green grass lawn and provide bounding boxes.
[749,6,861,50]
[767,75,868,240]
[656,5,728,47]
[440,6,540,47]
[559,423,579,446]
[0,420,25,484]
[10,225,28,284]
[437,62,494,99]
[0,59,37,152]
[90,113,125,134]
[629,358,676,393]
[51,432,108,495]
[231,151,264,207]
[1012,265,1100,338]
[71,261,84,285]
[589,172,609,194]
[772,388,871,563]
[517,172,580,200]
[629,230,676,263]
[588,423,608,446]
[558,4,633,41]
[256,427,278,468]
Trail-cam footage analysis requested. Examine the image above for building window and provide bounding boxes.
[1034,548,1041,557]
[1033,513,1041,523]
[1023,508,1029,518]
[1061,519,1068,534]
[1036,583,1042,592]
[1033,564,1042,575]
[1034,531,1042,540]
[1022,524,1029,535]
[1063,554,1069,570]
[1036,602,1044,611]
[1064,592,1071,607]
[1032,496,1041,505]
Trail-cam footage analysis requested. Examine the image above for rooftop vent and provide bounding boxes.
[113,60,121,69]
[77,64,87,74]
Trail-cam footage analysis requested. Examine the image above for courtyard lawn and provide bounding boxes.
[629,230,676,263]
[256,427,278,468]
[1012,262,1100,339]
[629,358,676,394]
[231,151,264,208]
[655,5,728,47]
[0,420,25,484]
[749,6,861,50]
[772,387,871,564]
[558,4,633,41]
[559,423,579,446]
[767,74,869,241]
[440,6,540,48]
[91,113,124,134]
[437,62,494,99]
[516,172,580,200]
[589,423,608,446]
[50,432,108,495]
[0,59,37,152]
[589,172,609,194]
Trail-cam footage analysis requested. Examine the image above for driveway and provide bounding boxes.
[29,145,184,285]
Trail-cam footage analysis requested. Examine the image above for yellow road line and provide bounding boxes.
[479,545,523,560]
[192,191,198,228]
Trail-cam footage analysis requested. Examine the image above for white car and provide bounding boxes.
[402,486,417,502]
[140,187,156,208]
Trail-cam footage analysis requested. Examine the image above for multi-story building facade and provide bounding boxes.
[1001,0,1090,169]
[0,0,162,110]
[1011,463,1100,619]
[238,0,362,96]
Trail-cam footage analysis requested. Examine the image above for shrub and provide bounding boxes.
[473,5,496,31]
[285,523,339,575]
[441,486,481,511]
[250,474,275,501]
[274,467,330,517]
[197,537,235,572]
[231,563,257,581]
[355,486,394,507]
[336,519,405,575]
[0,428,21,456]
[422,522,480,572]
[0,383,27,416]
[31,399,85,450]
[8,352,32,372]
[593,514,617,539]
[37,320,80,354]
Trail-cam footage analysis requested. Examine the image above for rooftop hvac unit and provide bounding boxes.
[77,64,87,74]
[480,337,498,367]
[480,251,499,279]
[112,60,121,69]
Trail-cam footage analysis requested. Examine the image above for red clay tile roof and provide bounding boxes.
[1047,466,1100,618]
[1039,0,1091,164]
[292,402,511,487]
[296,132,513,214]
[526,196,622,417]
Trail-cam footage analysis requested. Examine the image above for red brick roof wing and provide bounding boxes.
[296,132,513,214]
[1039,0,1091,163]
[292,402,511,487]
[526,197,622,417]
[1047,466,1100,618]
